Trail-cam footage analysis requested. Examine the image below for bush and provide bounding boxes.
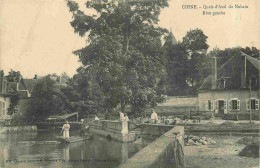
[10,114,30,126]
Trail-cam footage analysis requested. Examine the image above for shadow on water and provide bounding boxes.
[0,131,142,168]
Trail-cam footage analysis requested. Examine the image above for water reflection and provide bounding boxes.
[0,132,142,168]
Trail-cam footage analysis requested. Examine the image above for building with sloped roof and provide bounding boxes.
[198,52,260,118]
[0,71,11,120]
[0,72,69,120]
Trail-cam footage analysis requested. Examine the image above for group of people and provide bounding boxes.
[119,109,158,124]
[61,109,158,139]
[61,115,100,138]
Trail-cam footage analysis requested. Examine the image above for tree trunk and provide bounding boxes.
[121,100,126,113]
[124,35,130,56]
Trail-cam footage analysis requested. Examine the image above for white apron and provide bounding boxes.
[62,124,70,138]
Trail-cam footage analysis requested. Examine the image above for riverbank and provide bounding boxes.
[176,120,260,134]
[0,125,37,134]
[184,134,259,168]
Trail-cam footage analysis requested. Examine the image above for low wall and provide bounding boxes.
[119,126,185,168]
[141,124,173,141]
[89,120,131,142]
[154,106,199,116]
[160,96,198,107]
[178,122,260,133]
[141,124,184,147]
[0,126,37,134]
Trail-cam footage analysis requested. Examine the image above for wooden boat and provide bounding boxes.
[57,135,92,143]
[19,141,61,145]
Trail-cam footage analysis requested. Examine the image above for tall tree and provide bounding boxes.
[182,28,209,54]
[6,69,22,82]
[163,32,189,95]
[181,29,210,91]
[67,0,168,114]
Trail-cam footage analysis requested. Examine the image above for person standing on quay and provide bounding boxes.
[150,109,158,124]
[61,121,70,138]
[123,113,129,122]
[95,115,100,120]
[119,111,124,122]
[80,119,85,136]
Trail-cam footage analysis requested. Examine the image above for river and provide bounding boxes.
[0,131,143,168]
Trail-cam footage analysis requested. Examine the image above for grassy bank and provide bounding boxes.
[184,134,259,168]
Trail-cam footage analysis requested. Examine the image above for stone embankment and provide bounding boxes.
[119,126,185,168]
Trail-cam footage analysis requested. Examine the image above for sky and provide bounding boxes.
[0,0,259,78]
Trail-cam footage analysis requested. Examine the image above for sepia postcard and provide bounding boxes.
[0,0,259,167]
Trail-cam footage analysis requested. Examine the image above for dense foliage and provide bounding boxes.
[163,29,211,95]
[29,77,72,119]
[67,0,169,114]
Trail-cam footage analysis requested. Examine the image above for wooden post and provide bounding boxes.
[249,79,252,123]
[173,140,179,168]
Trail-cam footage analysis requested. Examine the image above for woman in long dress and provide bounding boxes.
[62,121,70,138]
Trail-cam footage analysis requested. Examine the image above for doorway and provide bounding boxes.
[218,100,224,114]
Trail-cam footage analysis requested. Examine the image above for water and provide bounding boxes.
[0,131,143,168]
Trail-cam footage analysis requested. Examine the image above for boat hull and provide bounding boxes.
[57,135,92,143]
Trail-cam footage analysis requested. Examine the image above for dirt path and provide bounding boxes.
[184,135,259,168]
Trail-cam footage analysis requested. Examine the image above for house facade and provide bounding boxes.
[0,72,11,120]
[198,52,260,116]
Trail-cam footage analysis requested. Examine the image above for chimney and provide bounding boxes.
[211,57,217,89]
[241,55,246,88]
[0,71,4,94]
[16,83,19,91]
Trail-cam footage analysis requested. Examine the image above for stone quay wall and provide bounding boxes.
[89,120,132,142]
[119,126,185,168]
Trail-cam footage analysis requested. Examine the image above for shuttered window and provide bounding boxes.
[256,99,259,110]
[215,100,218,110]
[0,101,2,116]
[211,101,214,111]
[246,99,250,110]
[228,100,231,110]
[230,99,240,110]
[205,101,208,111]
[207,100,214,111]
[248,99,259,110]
[1,101,6,116]
[224,100,227,110]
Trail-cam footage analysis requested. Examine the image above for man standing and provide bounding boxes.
[150,109,158,124]
[80,119,85,136]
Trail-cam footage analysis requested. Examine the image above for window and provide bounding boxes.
[251,99,256,109]
[0,101,6,116]
[228,99,240,110]
[247,99,259,110]
[232,100,237,110]
[207,100,214,111]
